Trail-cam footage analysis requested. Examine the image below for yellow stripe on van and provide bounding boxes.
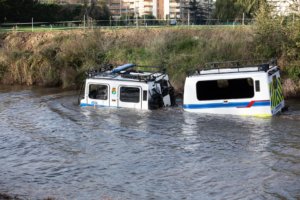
[241,113,272,118]
[270,76,284,111]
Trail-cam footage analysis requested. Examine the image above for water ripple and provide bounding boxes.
[0,87,300,199]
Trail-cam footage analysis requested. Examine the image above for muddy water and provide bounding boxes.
[0,86,300,200]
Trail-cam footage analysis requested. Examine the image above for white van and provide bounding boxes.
[80,64,175,110]
[183,61,285,116]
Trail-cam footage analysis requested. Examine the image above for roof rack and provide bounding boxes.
[203,59,277,71]
[86,63,166,81]
[86,63,114,78]
[188,59,278,76]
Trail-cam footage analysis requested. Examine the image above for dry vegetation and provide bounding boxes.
[0,26,299,97]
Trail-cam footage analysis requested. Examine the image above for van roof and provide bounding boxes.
[86,63,167,82]
[190,60,279,77]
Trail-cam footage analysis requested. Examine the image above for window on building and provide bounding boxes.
[89,84,108,100]
[120,87,140,103]
[196,78,254,100]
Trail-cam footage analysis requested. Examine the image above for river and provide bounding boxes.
[0,86,300,200]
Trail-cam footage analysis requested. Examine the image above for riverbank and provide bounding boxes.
[0,27,299,98]
[0,192,19,200]
[0,192,54,200]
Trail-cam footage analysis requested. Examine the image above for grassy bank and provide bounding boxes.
[0,26,299,98]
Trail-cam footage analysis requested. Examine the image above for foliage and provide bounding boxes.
[237,0,266,17]
[213,0,267,21]
[253,3,286,58]
[213,0,243,21]
[0,28,255,90]
[253,2,300,96]
[0,0,110,23]
[0,15,299,96]
[254,2,300,78]
[189,0,213,24]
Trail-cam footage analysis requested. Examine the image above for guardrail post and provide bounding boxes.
[32,18,34,32]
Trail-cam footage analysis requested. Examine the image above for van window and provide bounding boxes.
[255,80,260,92]
[120,87,140,103]
[89,84,108,100]
[196,78,254,100]
[143,90,148,101]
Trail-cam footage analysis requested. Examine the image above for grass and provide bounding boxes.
[0,24,250,33]
[0,24,299,97]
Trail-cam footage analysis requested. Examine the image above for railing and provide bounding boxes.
[0,18,256,32]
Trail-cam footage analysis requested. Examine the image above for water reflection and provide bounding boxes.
[0,88,300,199]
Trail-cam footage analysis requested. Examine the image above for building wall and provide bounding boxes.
[156,0,164,19]
[267,0,300,15]
[41,0,217,20]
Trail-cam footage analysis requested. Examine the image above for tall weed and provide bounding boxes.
[1,26,299,96]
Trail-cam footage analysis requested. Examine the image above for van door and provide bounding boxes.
[118,86,142,109]
[87,83,110,107]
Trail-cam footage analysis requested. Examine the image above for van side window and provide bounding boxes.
[89,84,108,100]
[120,87,140,103]
[255,80,260,92]
[196,78,254,100]
[143,90,147,101]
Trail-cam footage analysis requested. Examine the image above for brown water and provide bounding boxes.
[0,86,300,200]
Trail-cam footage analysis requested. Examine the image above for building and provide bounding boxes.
[39,0,216,20]
[38,0,84,3]
[267,0,300,15]
[107,0,215,20]
[107,0,152,19]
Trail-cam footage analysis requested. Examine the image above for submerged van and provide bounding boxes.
[79,64,175,110]
[183,61,285,116]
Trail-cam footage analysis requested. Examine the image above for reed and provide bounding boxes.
[0,25,299,97]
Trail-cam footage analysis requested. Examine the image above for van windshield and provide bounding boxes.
[196,78,254,100]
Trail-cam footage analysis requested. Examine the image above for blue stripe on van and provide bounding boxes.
[80,103,108,107]
[183,101,270,109]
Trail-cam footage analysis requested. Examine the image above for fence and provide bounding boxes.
[0,18,256,32]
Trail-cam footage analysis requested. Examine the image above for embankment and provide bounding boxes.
[0,27,299,98]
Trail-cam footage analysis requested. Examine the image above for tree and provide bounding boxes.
[82,0,110,20]
[1,0,39,22]
[290,0,300,15]
[0,0,110,23]
[0,0,9,21]
[189,0,213,24]
[213,0,243,22]
[236,0,266,17]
